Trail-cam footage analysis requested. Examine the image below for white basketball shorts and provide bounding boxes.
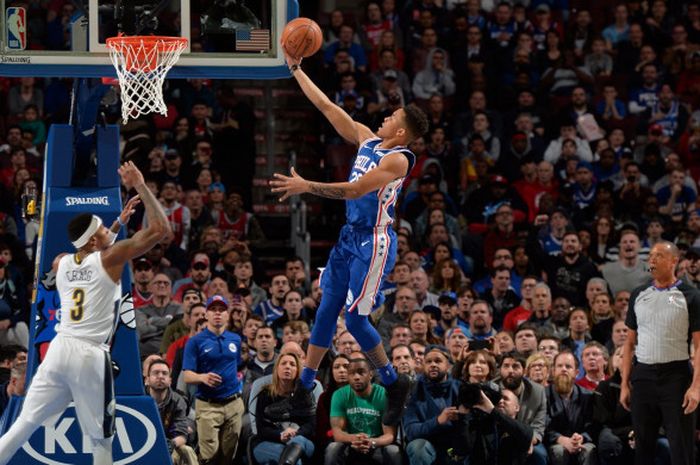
[19,333,115,439]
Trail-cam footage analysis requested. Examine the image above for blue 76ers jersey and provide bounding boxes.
[346,137,416,229]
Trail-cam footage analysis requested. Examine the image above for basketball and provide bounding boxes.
[281,17,322,59]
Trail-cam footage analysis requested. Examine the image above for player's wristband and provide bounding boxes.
[116,216,126,227]
[107,230,118,246]
[289,64,300,73]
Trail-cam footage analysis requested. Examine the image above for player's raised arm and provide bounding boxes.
[285,51,373,146]
[102,162,172,273]
[108,194,140,234]
[271,152,408,201]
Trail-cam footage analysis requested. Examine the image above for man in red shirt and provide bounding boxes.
[576,341,609,390]
[503,275,538,332]
[132,257,154,308]
[516,161,559,220]
[483,202,519,266]
[213,191,265,246]
[165,302,207,366]
[158,180,191,251]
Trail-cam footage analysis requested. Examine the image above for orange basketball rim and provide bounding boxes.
[106,35,188,122]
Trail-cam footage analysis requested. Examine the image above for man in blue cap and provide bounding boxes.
[183,294,244,465]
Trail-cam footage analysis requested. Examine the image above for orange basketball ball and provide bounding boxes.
[281,17,322,59]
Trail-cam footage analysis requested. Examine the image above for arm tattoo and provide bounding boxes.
[309,182,347,200]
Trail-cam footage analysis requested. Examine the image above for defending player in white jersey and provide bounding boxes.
[0,161,171,465]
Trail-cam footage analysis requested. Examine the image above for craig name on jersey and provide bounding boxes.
[64,269,94,282]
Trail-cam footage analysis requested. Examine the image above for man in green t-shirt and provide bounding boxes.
[325,358,402,465]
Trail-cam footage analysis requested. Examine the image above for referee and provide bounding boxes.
[620,241,700,465]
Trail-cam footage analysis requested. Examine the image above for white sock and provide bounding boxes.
[91,437,113,465]
[0,418,38,465]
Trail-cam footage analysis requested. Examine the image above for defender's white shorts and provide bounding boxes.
[19,334,115,439]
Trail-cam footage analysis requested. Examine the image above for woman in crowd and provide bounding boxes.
[457,349,497,383]
[12,168,31,198]
[589,215,616,265]
[423,241,471,276]
[147,147,165,179]
[607,318,628,354]
[195,168,214,203]
[315,354,350,458]
[537,30,563,74]
[431,258,463,294]
[408,310,441,345]
[525,353,551,386]
[253,353,315,465]
[368,30,404,71]
[272,290,312,339]
[415,207,460,247]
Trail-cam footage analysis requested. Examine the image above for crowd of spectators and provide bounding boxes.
[2,0,700,464]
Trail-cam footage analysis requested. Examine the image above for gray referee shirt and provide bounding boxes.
[626,280,700,364]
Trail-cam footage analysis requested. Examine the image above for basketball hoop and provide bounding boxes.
[106,35,188,122]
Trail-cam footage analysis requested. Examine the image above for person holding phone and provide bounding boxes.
[616,161,652,220]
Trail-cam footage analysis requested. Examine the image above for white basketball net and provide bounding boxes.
[106,36,187,122]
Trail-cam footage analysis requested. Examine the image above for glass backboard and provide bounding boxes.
[0,0,297,78]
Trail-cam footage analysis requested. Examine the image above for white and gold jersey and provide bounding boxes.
[55,252,121,346]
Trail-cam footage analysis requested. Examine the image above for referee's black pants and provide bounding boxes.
[630,360,695,465]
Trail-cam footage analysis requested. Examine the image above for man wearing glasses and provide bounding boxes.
[136,273,183,359]
[184,295,245,465]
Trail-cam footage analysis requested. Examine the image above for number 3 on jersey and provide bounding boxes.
[71,288,84,321]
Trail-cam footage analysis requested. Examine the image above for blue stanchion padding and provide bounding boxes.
[1,122,172,464]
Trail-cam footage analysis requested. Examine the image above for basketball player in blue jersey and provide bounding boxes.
[270,50,428,425]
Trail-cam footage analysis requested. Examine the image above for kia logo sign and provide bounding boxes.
[21,404,156,465]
